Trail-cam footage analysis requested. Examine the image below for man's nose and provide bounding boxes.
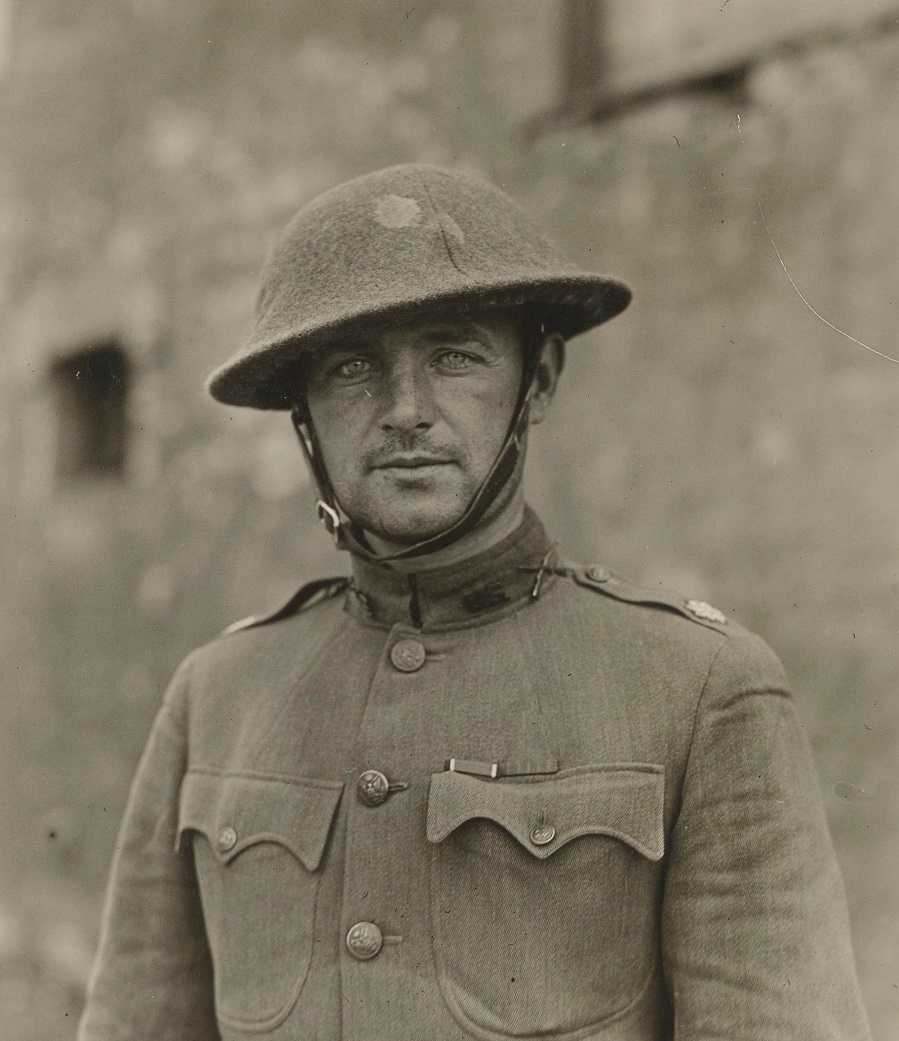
[378,361,435,433]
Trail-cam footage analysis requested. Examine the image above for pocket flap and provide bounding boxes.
[427,764,664,861]
[177,769,344,870]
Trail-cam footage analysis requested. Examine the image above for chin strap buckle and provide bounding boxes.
[316,500,342,538]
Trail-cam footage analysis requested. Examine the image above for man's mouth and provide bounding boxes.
[374,454,453,470]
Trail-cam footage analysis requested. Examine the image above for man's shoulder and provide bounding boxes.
[556,560,789,710]
[566,562,731,634]
[561,560,783,675]
[184,575,349,676]
[217,576,350,637]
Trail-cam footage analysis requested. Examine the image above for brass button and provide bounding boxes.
[346,921,383,961]
[357,769,390,807]
[529,823,557,847]
[217,826,238,852]
[390,639,426,673]
[587,565,610,584]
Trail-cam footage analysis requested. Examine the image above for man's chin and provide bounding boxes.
[359,506,468,550]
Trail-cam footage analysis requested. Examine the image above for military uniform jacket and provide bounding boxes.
[78,510,870,1041]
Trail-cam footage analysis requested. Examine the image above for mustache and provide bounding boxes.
[363,436,460,469]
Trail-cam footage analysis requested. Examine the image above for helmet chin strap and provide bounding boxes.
[291,333,542,565]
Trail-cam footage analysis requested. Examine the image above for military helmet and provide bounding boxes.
[205,163,632,410]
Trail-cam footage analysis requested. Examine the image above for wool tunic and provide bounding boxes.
[78,510,870,1040]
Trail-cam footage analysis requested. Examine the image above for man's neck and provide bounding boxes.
[363,485,526,574]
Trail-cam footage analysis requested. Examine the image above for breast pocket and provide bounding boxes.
[177,769,343,1032]
[427,764,665,1041]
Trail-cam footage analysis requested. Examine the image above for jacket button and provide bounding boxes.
[217,826,238,852]
[529,823,557,847]
[587,565,610,584]
[357,769,390,807]
[346,921,383,960]
[390,639,426,672]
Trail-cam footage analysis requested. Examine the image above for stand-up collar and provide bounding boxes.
[346,507,554,629]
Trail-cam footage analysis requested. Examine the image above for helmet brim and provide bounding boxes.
[206,273,631,410]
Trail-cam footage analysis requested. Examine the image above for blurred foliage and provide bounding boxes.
[2,1,898,1037]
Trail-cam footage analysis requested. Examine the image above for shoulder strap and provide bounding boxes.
[571,563,730,634]
[220,576,349,637]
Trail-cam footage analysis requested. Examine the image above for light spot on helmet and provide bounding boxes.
[374,194,423,228]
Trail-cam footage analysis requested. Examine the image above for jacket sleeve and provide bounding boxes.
[78,653,220,1041]
[661,629,871,1041]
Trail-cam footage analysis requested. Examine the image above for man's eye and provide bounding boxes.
[437,350,475,371]
[336,358,372,379]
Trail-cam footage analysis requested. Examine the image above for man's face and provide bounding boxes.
[302,310,525,545]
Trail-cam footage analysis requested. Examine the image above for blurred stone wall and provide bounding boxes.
[1,2,897,1037]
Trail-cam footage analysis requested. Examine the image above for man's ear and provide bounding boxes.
[528,333,564,425]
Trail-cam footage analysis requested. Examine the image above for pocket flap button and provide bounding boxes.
[217,825,238,853]
[390,639,426,672]
[346,921,383,960]
[529,823,557,847]
[357,769,390,807]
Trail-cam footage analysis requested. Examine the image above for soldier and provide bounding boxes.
[79,165,870,1040]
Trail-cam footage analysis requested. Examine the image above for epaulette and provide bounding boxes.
[220,576,349,636]
[571,563,731,634]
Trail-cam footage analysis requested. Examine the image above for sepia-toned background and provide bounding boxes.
[2,1,897,1037]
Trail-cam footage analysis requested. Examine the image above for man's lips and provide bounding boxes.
[372,454,454,470]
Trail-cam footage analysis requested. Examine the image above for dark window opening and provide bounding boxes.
[49,340,130,480]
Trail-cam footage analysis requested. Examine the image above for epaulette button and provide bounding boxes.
[586,565,611,584]
[684,599,727,625]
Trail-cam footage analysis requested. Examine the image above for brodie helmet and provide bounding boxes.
[205,164,632,559]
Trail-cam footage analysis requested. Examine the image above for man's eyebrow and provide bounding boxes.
[417,322,499,346]
[306,340,375,365]
[304,322,499,366]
